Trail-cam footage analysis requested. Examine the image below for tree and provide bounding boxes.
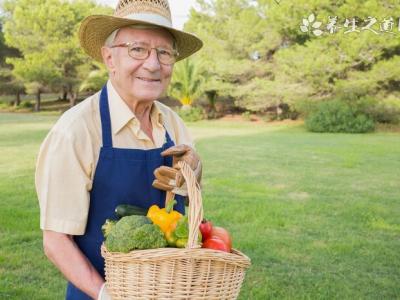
[185,0,280,112]
[169,58,205,107]
[2,0,112,110]
[0,68,25,106]
[185,0,400,118]
[8,53,59,111]
[0,17,24,106]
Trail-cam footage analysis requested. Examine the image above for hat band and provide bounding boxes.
[124,13,172,28]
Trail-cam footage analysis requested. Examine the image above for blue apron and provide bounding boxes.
[66,85,185,299]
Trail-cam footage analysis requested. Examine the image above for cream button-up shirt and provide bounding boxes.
[35,81,194,235]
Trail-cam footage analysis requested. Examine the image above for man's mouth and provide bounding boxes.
[137,77,160,82]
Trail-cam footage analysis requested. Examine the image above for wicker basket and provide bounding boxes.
[101,161,251,299]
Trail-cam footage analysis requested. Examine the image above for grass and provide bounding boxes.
[0,112,399,299]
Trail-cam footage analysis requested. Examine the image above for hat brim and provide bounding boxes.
[79,15,203,63]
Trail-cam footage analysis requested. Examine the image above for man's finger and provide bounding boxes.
[154,166,178,179]
[154,173,175,186]
[173,158,199,173]
[175,171,185,187]
[161,145,189,157]
[152,179,174,191]
[155,167,185,188]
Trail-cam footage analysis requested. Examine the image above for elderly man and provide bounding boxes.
[35,0,203,299]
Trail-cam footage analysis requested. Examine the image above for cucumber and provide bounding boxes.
[115,204,147,218]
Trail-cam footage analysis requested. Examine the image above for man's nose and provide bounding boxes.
[142,48,161,71]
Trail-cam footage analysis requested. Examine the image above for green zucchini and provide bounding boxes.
[115,204,147,218]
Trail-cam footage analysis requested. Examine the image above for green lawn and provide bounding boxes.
[1,113,399,299]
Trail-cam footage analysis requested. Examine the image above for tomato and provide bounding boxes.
[202,238,230,252]
[210,226,232,250]
[199,219,213,242]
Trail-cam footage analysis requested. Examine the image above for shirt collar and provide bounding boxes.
[107,80,165,135]
[151,101,164,128]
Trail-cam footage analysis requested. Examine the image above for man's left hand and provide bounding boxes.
[152,144,202,196]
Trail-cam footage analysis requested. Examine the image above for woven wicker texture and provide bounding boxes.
[102,161,251,299]
[79,0,203,63]
[115,0,171,20]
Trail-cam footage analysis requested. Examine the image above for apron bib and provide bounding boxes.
[66,85,185,299]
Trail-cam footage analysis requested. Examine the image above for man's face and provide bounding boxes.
[102,27,175,104]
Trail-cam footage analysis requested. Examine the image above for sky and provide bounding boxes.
[96,0,197,29]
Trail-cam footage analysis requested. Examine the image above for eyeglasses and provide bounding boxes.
[110,42,179,65]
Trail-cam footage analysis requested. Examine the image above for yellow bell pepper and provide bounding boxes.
[147,200,182,233]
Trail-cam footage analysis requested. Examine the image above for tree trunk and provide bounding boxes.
[68,91,77,107]
[35,90,41,112]
[14,92,21,107]
[206,90,217,111]
[276,105,283,120]
[62,87,68,101]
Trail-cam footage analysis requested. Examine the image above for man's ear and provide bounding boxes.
[101,46,115,72]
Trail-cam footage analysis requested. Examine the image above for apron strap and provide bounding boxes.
[163,126,173,148]
[99,85,113,148]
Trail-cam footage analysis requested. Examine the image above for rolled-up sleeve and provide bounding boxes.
[35,128,93,235]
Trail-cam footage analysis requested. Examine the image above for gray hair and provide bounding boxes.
[104,25,177,49]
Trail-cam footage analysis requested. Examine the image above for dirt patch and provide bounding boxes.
[376,123,400,133]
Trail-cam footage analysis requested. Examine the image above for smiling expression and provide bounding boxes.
[102,27,175,104]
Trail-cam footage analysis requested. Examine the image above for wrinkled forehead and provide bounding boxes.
[114,26,175,46]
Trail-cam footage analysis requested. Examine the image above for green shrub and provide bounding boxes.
[305,100,375,133]
[19,101,34,109]
[177,106,205,122]
[299,97,400,126]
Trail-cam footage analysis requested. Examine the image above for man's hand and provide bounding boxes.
[152,144,202,196]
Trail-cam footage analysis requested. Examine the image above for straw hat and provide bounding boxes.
[79,0,203,62]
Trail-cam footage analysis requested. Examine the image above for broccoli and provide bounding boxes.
[101,219,117,238]
[115,215,151,231]
[104,215,167,252]
[127,224,167,250]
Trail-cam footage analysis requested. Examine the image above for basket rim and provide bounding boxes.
[101,244,251,268]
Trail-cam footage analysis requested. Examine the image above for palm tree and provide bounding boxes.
[169,58,204,108]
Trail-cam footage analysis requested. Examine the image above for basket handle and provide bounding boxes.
[164,161,203,249]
